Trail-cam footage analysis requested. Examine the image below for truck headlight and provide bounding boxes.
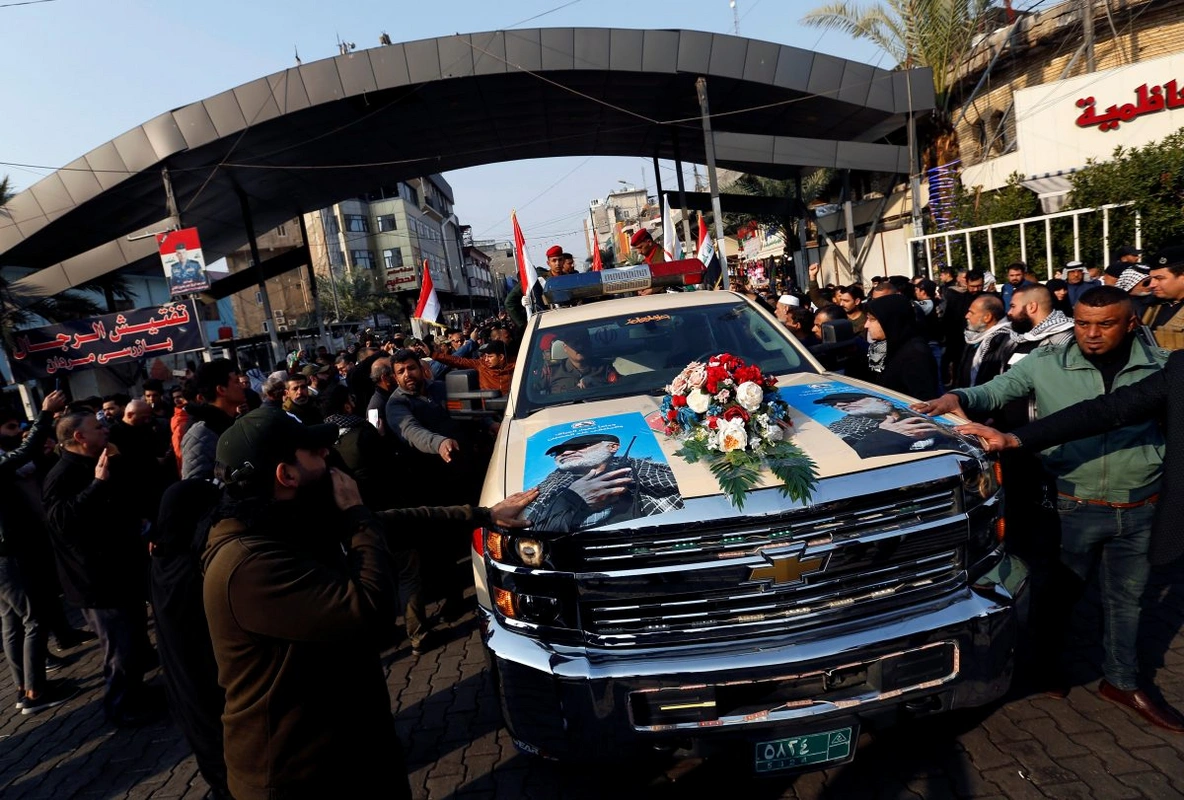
[961,456,1001,505]
[514,537,545,568]
[486,531,549,569]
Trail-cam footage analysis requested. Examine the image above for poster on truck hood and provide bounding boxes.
[777,381,980,459]
[158,227,209,296]
[522,412,684,533]
[7,301,203,380]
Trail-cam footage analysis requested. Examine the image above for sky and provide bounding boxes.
[0,0,885,260]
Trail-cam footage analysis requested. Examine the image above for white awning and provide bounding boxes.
[1021,171,1076,214]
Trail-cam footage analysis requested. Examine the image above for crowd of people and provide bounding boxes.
[0,314,536,797]
[759,244,1184,735]
[3,242,1184,795]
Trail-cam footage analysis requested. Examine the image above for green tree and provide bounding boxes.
[948,173,1044,276]
[316,272,409,328]
[1067,127,1184,255]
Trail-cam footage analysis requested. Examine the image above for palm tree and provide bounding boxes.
[801,0,993,169]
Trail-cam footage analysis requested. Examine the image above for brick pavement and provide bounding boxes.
[2,563,1183,800]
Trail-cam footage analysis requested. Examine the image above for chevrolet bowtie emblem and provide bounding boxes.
[748,550,827,587]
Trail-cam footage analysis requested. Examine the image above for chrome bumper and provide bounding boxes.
[482,555,1027,761]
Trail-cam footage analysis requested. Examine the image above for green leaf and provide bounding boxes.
[766,441,820,504]
[707,451,763,511]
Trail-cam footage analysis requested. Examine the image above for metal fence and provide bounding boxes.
[908,202,1139,279]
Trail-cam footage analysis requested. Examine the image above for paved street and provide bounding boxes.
[2,562,1183,800]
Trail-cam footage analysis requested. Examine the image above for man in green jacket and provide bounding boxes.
[913,286,1179,731]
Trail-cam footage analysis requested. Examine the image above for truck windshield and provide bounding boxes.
[516,300,819,416]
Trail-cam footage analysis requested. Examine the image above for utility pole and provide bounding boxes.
[1082,0,1096,73]
[730,0,740,35]
[696,77,730,290]
[236,188,285,367]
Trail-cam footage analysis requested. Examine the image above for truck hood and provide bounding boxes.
[494,373,981,528]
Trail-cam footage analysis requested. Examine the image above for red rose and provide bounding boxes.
[667,409,678,421]
[707,416,719,429]
[722,406,749,423]
[734,365,760,384]
[671,394,687,407]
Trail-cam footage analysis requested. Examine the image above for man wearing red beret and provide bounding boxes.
[545,245,564,277]
[630,229,665,266]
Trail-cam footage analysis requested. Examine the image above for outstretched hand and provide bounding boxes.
[910,393,966,418]
[489,488,540,529]
[955,423,1015,453]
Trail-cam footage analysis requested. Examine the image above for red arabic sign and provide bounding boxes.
[7,301,204,379]
[1076,79,1184,132]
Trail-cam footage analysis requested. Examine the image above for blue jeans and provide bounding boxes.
[0,555,45,695]
[1055,497,1154,691]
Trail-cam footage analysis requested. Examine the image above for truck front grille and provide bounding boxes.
[574,482,967,648]
[574,486,957,570]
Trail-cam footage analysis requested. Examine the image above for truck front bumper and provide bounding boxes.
[481,554,1028,761]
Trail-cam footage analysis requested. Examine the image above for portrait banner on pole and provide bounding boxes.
[159,227,210,296]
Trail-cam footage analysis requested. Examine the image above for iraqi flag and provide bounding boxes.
[697,213,723,289]
[413,260,441,323]
[512,211,542,314]
[661,197,682,261]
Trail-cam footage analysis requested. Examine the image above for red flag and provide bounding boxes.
[413,260,440,322]
[512,212,539,313]
[592,242,604,272]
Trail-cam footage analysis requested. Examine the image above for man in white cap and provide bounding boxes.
[1063,261,1099,306]
[774,294,800,326]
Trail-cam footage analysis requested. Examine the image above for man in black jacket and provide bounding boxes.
[954,294,1012,392]
[1,391,80,714]
[43,411,158,726]
[202,407,410,799]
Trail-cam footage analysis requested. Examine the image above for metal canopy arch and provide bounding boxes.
[0,28,933,300]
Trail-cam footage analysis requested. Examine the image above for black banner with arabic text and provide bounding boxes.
[7,301,204,380]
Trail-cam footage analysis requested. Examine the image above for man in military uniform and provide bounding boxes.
[525,433,682,532]
[537,331,614,395]
[630,229,666,266]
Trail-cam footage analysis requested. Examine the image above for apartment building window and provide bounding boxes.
[276,223,287,236]
[376,214,397,232]
[383,248,403,269]
[352,250,376,269]
[398,182,419,206]
[344,214,369,233]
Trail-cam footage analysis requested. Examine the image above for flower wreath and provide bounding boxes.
[660,353,818,510]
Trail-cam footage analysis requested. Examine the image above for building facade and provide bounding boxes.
[303,175,477,324]
[224,219,311,337]
[954,0,1184,206]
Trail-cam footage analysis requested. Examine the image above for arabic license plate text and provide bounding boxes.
[754,727,854,773]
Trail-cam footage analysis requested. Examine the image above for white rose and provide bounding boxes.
[736,381,764,412]
[687,389,711,414]
[686,366,708,389]
[669,374,689,395]
[719,418,749,452]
